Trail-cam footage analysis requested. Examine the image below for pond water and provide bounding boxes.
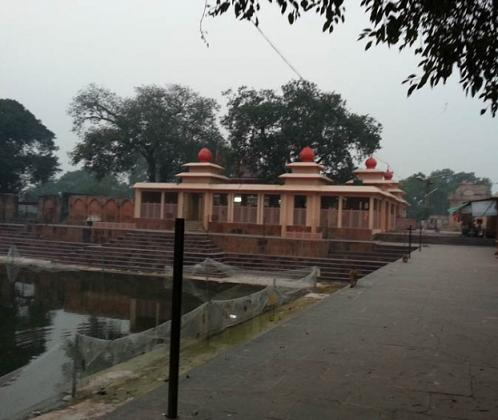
[0,266,260,419]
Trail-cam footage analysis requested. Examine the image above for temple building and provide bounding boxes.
[132,147,408,240]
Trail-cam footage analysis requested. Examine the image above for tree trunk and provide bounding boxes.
[146,157,157,182]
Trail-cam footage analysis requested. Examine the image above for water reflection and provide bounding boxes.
[0,269,206,378]
[0,266,261,419]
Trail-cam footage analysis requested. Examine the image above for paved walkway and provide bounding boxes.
[105,245,498,420]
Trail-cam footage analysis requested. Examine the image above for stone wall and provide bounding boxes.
[25,223,132,244]
[134,218,175,230]
[319,227,373,241]
[208,222,281,237]
[209,234,330,258]
[68,195,134,224]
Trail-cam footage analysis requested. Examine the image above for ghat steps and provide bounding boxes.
[0,224,407,283]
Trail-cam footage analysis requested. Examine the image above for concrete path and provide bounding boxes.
[105,245,498,420]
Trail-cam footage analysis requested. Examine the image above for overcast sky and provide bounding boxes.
[1,0,497,188]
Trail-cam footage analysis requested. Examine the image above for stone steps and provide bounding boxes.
[0,224,401,283]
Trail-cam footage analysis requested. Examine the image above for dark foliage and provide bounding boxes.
[0,99,59,193]
[69,84,224,182]
[223,80,381,182]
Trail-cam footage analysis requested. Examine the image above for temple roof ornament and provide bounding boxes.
[365,156,377,169]
[299,146,315,162]
[198,147,213,163]
[280,146,331,186]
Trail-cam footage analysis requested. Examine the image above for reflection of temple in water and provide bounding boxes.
[0,268,206,377]
[2,269,204,331]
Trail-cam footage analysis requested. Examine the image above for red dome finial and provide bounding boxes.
[384,169,394,180]
[198,147,213,163]
[299,146,315,162]
[365,156,377,169]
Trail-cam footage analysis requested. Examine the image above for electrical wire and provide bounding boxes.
[253,23,305,81]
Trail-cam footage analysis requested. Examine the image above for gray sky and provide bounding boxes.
[1,0,497,188]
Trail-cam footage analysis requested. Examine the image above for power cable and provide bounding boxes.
[253,23,305,81]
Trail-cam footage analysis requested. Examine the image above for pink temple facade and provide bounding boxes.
[132,147,408,240]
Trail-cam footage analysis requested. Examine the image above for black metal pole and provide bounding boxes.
[408,225,412,258]
[419,224,422,252]
[167,218,185,419]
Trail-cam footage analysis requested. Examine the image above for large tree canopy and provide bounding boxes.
[210,0,498,116]
[0,99,59,193]
[223,80,381,182]
[400,169,492,219]
[69,84,224,182]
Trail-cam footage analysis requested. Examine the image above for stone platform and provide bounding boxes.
[104,244,498,419]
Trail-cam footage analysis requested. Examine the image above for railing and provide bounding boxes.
[293,208,307,226]
[212,205,228,222]
[163,203,178,220]
[342,209,369,229]
[320,209,338,228]
[263,207,280,225]
[141,203,161,219]
[233,206,257,223]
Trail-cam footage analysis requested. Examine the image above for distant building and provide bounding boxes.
[448,182,492,228]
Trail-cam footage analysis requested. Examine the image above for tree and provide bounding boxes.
[400,169,492,219]
[69,84,224,182]
[22,170,131,201]
[209,0,498,116]
[0,99,59,193]
[222,80,381,182]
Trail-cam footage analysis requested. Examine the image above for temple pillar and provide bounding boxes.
[280,193,290,237]
[337,196,343,228]
[202,192,212,230]
[368,196,374,230]
[227,193,234,223]
[380,200,386,231]
[256,194,264,224]
[177,192,184,218]
[308,193,320,233]
[387,202,392,231]
[160,192,165,220]
[134,190,142,218]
